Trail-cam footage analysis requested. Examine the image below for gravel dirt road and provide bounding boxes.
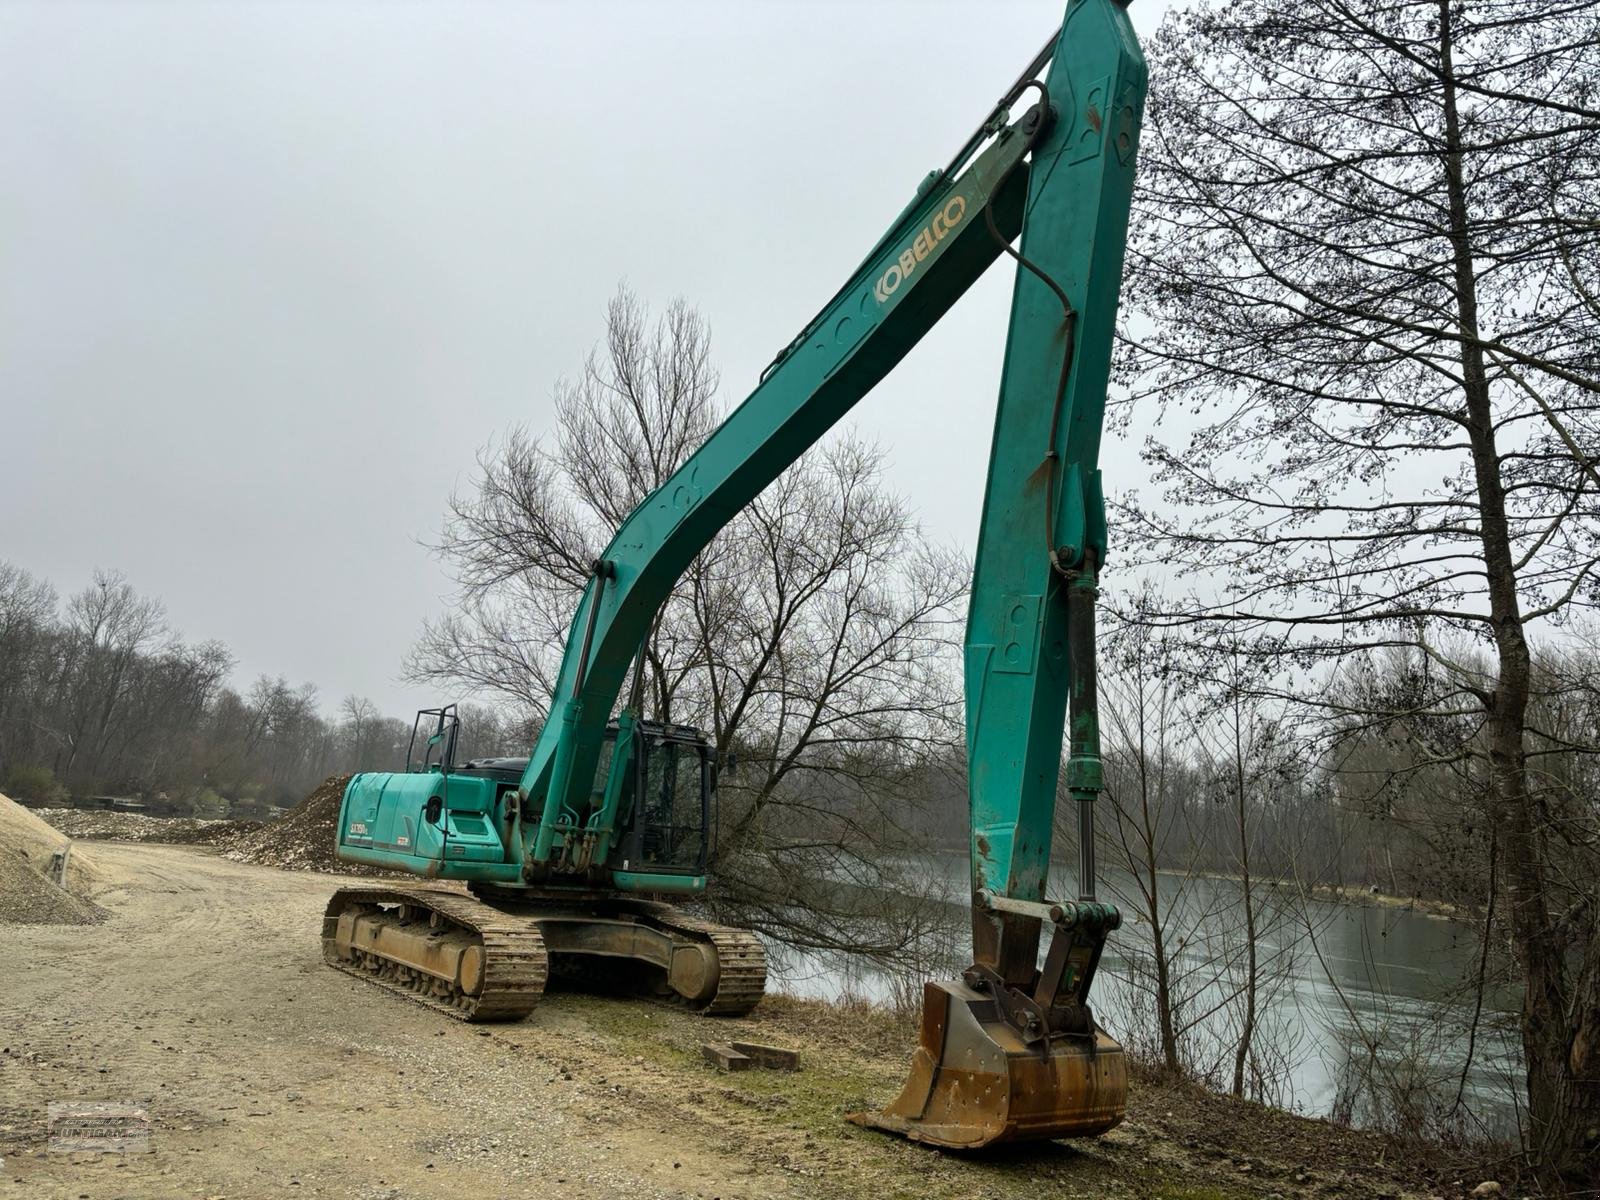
[2,841,1446,1200]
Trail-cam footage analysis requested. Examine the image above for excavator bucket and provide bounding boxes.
[849,978,1127,1149]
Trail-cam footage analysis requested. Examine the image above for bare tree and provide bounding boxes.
[410,286,966,966]
[54,569,170,789]
[0,563,58,782]
[1190,648,1307,1104]
[1095,600,1219,1075]
[338,695,382,770]
[1117,0,1599,1180]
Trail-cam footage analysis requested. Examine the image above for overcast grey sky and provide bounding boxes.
[2,0,1172,717]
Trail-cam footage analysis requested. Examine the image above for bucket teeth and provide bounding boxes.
[848,979,1127,1149]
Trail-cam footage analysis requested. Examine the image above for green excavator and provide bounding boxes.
[322,0,1145,1150]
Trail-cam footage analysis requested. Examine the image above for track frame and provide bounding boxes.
[322,884,765,1022]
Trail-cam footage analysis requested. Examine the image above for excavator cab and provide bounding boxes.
[615,722,710,877]
[577,718,713,879]
[454,714,714,884]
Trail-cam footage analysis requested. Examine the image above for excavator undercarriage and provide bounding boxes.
[321,884,766,1022]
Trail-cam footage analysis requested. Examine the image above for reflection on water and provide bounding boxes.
[767,852,1523,1134]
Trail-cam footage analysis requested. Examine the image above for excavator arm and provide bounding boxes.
[518,2,1146,955]
[513,0,1147,1147]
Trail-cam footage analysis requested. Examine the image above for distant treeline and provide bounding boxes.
[889,627,1600,915]
[0,562,529,814]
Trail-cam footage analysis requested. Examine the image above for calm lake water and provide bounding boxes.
[767,851,1523,1134]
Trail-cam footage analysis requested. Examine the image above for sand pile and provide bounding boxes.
[36,807,253,845]
[221,775,388,874]
[0,791,106,924]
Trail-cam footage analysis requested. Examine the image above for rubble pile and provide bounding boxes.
[221,775,389,874]
[34,808,249,845]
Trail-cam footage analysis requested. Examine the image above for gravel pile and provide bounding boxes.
[221,775,388,874]
[0,792,106,925]
[33,808,254,845]
[0,849,106,924]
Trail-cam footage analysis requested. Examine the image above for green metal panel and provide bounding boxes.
[964,0,1144,980]
[336,771,508,870]
[611,870,707,896]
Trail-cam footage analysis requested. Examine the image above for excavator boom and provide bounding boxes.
[519,103,1037,862]
[517,0,1146,915]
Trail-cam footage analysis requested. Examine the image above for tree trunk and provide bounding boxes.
[1136,705,1180,1074]
[1232,689,1257,1098]
[1436,3,1591,1182]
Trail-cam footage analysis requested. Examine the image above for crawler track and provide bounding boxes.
[321,885,549,1022]
[323,886,765,1021]
[648,906,767,1015]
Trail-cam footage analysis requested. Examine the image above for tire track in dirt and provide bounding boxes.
[2,843,798,1199]
[3,841,1446,1200]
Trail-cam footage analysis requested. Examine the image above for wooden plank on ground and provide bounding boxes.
[702,1042,752,1071]
[728,1041,799,1070]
